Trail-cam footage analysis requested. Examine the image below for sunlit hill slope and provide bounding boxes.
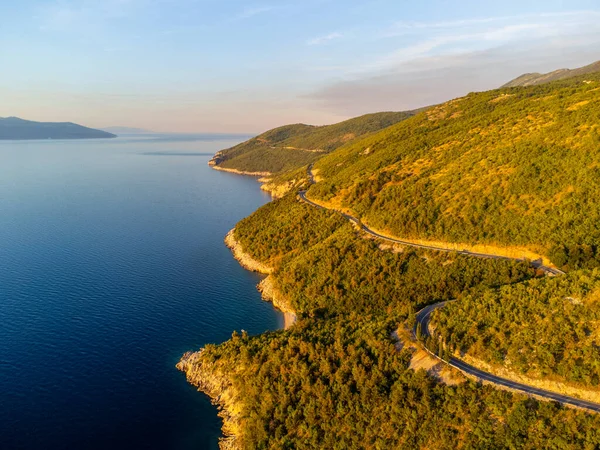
[209,111,419,174]
[307,73,600,270]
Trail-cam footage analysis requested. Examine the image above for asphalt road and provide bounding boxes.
[300,165,600,413]
[415,303,600,413]
[299,166,564,276]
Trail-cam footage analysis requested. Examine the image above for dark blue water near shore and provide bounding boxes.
[0,136,282,449]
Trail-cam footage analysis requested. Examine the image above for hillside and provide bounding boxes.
[179,190,600,449]
[431,269,600,393]
[0,117,116,140]
[307,72,600,270]
[180,68,600,448]
[209,111,418,174]
[179,313,600,449]
[503,60,600,87]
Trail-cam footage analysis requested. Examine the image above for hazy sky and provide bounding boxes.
[2,0,600,132]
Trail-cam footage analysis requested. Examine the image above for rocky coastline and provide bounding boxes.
[224,229,272,274]
[178,228,297,449]
[177,351,242,450]
[211,165,272,177]
[208,155,271,177]
[224,228,296,327]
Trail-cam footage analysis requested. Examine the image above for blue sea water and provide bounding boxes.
[0,135,283,449]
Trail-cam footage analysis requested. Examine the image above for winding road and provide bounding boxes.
[299,165,600,413]
[300,166,564,276]
[415,302,600,413]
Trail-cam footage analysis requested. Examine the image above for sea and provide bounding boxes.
[0,135,283,449]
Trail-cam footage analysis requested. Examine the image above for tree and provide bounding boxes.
[416,323,423,341]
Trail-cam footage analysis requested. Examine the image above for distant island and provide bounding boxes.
[0,117,116,140]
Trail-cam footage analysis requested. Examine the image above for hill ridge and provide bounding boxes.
[0,117,116,140]
[209,111,420,174]
[307,71,600,270]
[502,60,600,87]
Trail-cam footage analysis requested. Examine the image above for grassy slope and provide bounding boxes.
[181,314,600,450]
[234,193,534,317]
[308,73,600,268]
[211,111,418,174]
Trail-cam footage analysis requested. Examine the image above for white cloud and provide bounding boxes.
[307,32,343,46]
[306,8,600,117]
[383,16,510,37]
[348,12,599,76]
[382,10,600,38]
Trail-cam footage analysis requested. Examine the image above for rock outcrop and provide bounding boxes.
[224,229,272,274]
[177,351,242,450]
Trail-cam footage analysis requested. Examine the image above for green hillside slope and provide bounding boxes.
[180,313,600,449]
[234,193,533,317]
[503,60,600,87]
[210,111,418,174]
[432,269,600,389]
[179,192,600,449]
[180,69,600,447]
[308,72,600,269]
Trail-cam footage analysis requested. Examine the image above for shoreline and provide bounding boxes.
[224,228,297,329]
[210,163,272,178]
[224,229,272,274]
[178,228,297,449]
[177,351,241,450]
[179,161,298,449]
[210,162,293,199]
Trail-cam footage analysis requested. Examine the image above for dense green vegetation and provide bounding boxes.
[431,270,600,387]
[198,315,600,449]
[183,67,600,448]
[217,145,322,174]
[235,192,533,318]
[215,192,595,447]
[185,183,600,448]
[234,194,346,266]
[273,225,533,318]
[212,111,417,174]
[308,73,600,269]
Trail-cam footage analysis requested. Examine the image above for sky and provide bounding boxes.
[1,0,600,133]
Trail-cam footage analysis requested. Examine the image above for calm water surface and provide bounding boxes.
[0,135,282,449]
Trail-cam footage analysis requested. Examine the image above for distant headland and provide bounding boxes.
[0,117,116,140]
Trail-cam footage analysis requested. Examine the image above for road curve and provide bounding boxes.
[415,303,600,414]
[300,165,600,413]
[300,165,564,276]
